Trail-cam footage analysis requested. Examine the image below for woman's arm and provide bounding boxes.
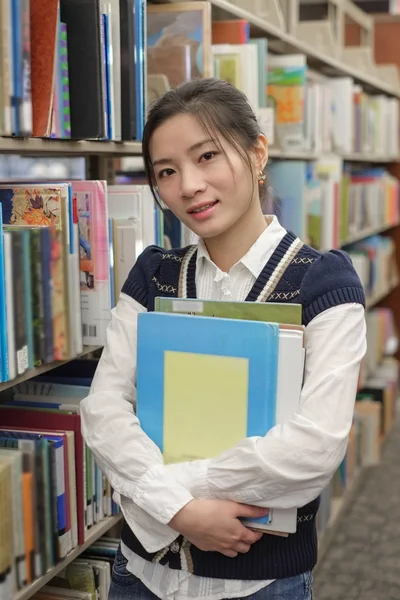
[167,302,367,509]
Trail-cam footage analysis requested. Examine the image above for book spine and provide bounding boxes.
[10,230,28,375]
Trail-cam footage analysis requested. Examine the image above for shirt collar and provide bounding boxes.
[196,215,287,279]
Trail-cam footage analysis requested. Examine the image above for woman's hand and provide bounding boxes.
[169,499,268,557]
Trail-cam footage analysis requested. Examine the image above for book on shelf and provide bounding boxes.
[29,534,120,600]
[0,179,165,385]
[0,358,120,598]
[317,301,399,537]
[203,19,400,159]
[267,160,400,253]
[137,302,305,535]
[346,234,399,305]
[0,0,146,141]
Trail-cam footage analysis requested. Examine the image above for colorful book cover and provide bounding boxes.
[213,53,242,89]
[267,54,307,152]
[0,186,68,360]
[136,312,280,464]
[73,181,111,346]
[155,297,302,325]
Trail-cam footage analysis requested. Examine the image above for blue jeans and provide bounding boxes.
[109,547,313,600]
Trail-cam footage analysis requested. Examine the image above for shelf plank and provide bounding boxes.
[366,281,399,309]
[171,0,400,98]
[0,137,142,157]
[341,153,400,163]
[267,149,400,162]
[340,222,400,247]
[0,346,102,394]
[14,516,122,600]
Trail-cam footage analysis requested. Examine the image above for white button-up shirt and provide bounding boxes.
[80,216,367,600]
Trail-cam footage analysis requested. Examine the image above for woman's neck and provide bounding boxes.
[203,204,268,273]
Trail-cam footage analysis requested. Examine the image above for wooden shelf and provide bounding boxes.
[0,346,102,393]
[341,222,400,247]
[268,149,319,160]
[175,0,400,97]
[0,137,142,157]
[341,153,400,163]
[366,282,399,309]
[268,150,400,162]
[14,516,122,600]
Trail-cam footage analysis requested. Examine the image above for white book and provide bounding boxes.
[108,184,156,254]
[247,327,305,535]
[112,218,139,300]
[329,77,354,154]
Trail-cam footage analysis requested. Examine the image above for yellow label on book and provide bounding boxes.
[163,351,249,463]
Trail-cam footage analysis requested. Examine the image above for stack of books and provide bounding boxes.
[136,297,306,536]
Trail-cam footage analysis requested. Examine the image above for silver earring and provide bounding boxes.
[257,170,266,184]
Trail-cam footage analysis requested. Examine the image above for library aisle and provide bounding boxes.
[314,415,400,600]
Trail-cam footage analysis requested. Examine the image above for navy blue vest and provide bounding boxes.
[120,230,365,580]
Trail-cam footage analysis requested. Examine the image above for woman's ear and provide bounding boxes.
[254,133,268,172]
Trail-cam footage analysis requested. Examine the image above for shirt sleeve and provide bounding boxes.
[80,292,194,552]
[166,302,367,509]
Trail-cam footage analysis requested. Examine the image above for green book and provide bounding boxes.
[154,297,302,325]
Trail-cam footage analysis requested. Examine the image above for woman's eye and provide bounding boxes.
[201,151,217,162]
[159,168,174,178]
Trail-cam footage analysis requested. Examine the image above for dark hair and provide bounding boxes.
[142,77,270,210]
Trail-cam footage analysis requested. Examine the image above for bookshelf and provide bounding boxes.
[0,346,102,394]
[196,0,400,95]
[0,1,399,599]
[14,516,122,600]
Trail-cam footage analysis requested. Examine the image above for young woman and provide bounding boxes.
[80,78,367,600]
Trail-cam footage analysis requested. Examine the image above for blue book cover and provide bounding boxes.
[103,13,113,141]
[269,160,308,240]
[137,312,279,463]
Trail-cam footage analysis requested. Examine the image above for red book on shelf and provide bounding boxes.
[0,407,86,545]
[30,0,59,137]
[212,19,250,44]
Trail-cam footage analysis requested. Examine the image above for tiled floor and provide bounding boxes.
[313,418,400,599]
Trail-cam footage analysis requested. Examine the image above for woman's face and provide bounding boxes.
[149,113,265,240]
